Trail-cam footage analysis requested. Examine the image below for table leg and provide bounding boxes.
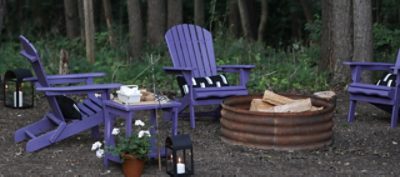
[126,112,134,137]
[104,110,114,167]
[149,110,158,158]
[172,107,178,136]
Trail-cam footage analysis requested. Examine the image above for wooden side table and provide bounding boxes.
[103,100,180,167]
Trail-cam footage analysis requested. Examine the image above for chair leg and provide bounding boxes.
[214,105,222,120]
[91,126,100,140]
[189,104,195,129]
[348,100,357,123]
[391,105,399,128]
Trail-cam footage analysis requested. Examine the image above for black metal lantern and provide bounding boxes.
[165,134,194,176]
[4,68,34,108]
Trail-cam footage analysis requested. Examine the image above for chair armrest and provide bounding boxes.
[217,65,255,69]
[343,61,394,71]
[24,72,106,84]
[390,66,400,74]
[217,65,255,72]
[343,61,393,67]
[36,83,121,96]
[163,66,194,74]
[217,65,254,86]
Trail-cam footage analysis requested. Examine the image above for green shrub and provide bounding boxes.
[0,32,328,95]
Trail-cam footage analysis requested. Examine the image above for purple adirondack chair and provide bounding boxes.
[14,35,121,152]
[344,49,400,128]
[164,24,255,128]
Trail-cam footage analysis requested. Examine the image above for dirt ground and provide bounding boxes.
[1,91,400,177]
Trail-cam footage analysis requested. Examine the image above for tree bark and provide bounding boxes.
[64,0,80,38]
[320,0,332,72]
[127,0,143,59]
[194,0,205,27]
[331,0,352,85]
[257,0,268,42]
[78,0,86,41]
[228,0,241,37]
[237,0,255,40]
[147,0,166,45]
[102,0,116,47]
[167,0,183,28]
[0,0,6,34]
[83,0,95,63]
[298,0,313,23]
[290,10,302,41]
[353,0,372,83]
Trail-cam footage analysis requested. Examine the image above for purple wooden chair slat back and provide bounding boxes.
[165,24,217,77]
[19,35,50,87]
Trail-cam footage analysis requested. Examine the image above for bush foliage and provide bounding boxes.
[2,31,331,94]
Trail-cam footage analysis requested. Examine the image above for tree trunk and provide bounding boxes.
[298,0,313,23]
[353,0,372,83]
[102,0,116,47]
[290,10,302,41]
[83,0,95,63]
[0,0,6,34]
[257,0,268,42]
[331,0,352,85]
[167,0,183,28]
[228,0,241,37]
[147,0,165,45]
[194,0,205,27]
[127,0,143,59]
[78,0,86,41]
[237,0,255,40]
[64,0,80,38]
[372,0,382,23]
[320,0,331,72]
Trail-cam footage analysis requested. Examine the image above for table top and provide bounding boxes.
[104,100,181,111]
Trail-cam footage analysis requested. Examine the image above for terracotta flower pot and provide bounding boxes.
[121,154,145,177]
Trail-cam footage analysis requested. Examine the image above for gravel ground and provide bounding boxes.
[1,91,400,177]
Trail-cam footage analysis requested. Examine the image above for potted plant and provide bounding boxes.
[92,120,151,177]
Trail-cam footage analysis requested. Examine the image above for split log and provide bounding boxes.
[311,106,323,111]
[250,99,274,111]
[263,98,312,113]
[313,90,336,102]
[140,89,155,101]
[262,90,294,105]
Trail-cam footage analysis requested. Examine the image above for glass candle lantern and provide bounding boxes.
[4,69,34,109]
[165,134,194,177]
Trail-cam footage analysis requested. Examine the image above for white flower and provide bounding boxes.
[96,149,104,158]
[91,141,102,151]
[94,93,102,98]
[112,128,120,135]
[138,130,151,138]
[134,120,145,127]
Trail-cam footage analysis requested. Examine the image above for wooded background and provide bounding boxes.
[1,0,400,91]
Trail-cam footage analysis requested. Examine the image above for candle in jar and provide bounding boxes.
[177,157,185,174]
[13,91,23,107]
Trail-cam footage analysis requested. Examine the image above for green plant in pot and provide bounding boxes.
[107,120,151,177]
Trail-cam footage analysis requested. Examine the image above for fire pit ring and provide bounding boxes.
[220,94,335,151]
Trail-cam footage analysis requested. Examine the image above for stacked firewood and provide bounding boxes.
[250,90,335,113]
[140,89,155,101]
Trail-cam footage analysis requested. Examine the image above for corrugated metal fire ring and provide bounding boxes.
[220,94,335,151]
